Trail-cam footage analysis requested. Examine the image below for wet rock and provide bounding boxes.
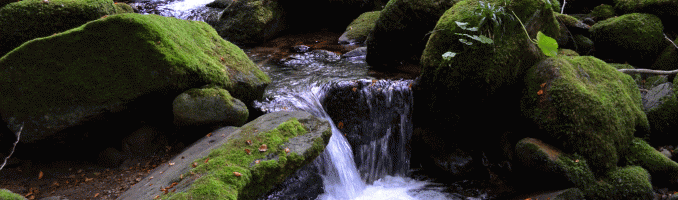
[291,45,311,53]
[206,0,232,9]
[338,11,380,45]
[645,77,678,145]
[173,86,249,128]
[626,138,678,186]
[366,0,457,70]
[0,0,132,57]
[341,47,367,60]
[0,14,269,152]
[119,111,332,200]
[643,82,673,112]
[590,13,666,68]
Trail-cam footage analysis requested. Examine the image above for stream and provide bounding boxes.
[130,1,482,199]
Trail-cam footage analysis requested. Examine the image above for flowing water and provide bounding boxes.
[132,1,459,199]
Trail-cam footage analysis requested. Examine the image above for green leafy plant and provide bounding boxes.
[511,10,558,57]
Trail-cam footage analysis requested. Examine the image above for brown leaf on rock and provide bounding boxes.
[206,132,213,137]
[259,144,268,152]
[204,158,210,164]
[233,172,242,177]
[337,122,344,129]
[352,87,357,92]
[38,171,43,179]
[285,148,290,153]
[94,193,100,198]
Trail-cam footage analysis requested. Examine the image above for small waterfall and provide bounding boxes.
[130,0,222,22]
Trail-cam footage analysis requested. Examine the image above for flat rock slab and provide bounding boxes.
[117,111,330,200]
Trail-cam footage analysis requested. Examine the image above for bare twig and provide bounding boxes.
[665,33,678,50]
[0,124,23,171]
[561,0,566,14]
[618,68,678,75]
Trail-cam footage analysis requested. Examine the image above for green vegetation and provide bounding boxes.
[342,11,381,42]
[163,118,330,200]
[0,189,25,200]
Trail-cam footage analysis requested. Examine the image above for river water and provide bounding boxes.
[130,0,476,199]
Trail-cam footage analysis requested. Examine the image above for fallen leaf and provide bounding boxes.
[540,82,547,88]
[246,140,252,145]
[169,182,178,189]
[285,148,290,153]
[245,149,251,155]
[180,174,184,179]
[85,177,93,182]
[169,162,175,166]
[94,193,100,198]
[192,162,197,168]
[259,144,268,152]
[204,158,210,164]
[38,171,43,179]
[575,159,579,163]
[220,57,225,61]
[172,188,176,192]
[352,87,357,92]
[255,160,260,164]
[537,89,543,95]
[154,195,160,199]
[150,176,154,180]
[51,181,59,187]
[206,132,213,137]
[337,122,344,129]
[233,172,242,177]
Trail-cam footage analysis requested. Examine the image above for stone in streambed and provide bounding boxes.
[173,86,249,128]
[338,11,381,45]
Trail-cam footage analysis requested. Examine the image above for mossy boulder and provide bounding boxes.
[591,4,616,21]
[645,77,678,144]
[521,56,649,174]
[119,111,332,200]
[516,138,656,199]
[651,37,678,70]
[365,0,458,69]
[209,0,284,45]
[173,86,249,128]
[338,11,381,45]
[589,13,666,68]
[0,13,270,144]
[0,0,133,57]
[614,0,678,19]
[0,189,26,200]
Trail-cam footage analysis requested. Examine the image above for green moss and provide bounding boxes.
[0,0,129,56]
[184,86,237,107]
[164,118,328,200]
[591,4,615,20]
[558,49,579,56]
[214,0,283,44]
[625,138,678,183]
[0,13,269,133]
[645,77,678,142]
[343,11,381,41]
[114,2,134,13]
[0,189,25,200]
[614,0,678,18]
[522,56,649,174]
[589,13,664,68]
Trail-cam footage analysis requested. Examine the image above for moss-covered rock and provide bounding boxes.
[0,189,26,200]
[625,137,678,184]
[521,56,649,174]
[651,37,678,71]
[210,0,284,45]
[0,0,133,57]
[0,13,270,144]
[589,13,666,68]
[614,0,678,19]
[173,86,249,128]
[155,111,332,200]
[338,11,381,45]
[365,0,458,69]
[591,4,616,21]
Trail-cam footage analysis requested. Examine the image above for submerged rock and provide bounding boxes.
[119,111,332,200]
[0,0,132,57]
[0,13,270,147]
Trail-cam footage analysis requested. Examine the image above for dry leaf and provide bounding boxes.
[259,144,268,152]
[537,89,543,95]
[154,195,160,199]
[352,87,357,92]
[337,122,344,129]
[94,193,100,198]
[169,162,175,166]
[38,171,43,179]
[255,160,260,164]
[246,140,252,145]
[206,132,213,137]
[52,181,59,187]
[233,172,242,177]
[192,162,197,168]
[575,159,579,163]
[285,148,290,153]
[204,158,210,164]
[245,149,251,155]
[85,177,93,182]
[540,82,547,88]
[180,174,184,179]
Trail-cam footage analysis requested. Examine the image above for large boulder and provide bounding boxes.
[338,11,381,45]
[414,0,560,176]
[645,77,678,145]
[651,37,678,70]
[614,0,678,20]
[589,13,666,68]
[0,13,270,146]
[0,0,133,57]
[209,0,285,45]
[366,0,458,69]
[173,86,249,128]
[521,56,649,174]
[119,111,332,200]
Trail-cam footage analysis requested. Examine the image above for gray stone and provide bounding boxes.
[173,87,249,128]
[643,82,674,112]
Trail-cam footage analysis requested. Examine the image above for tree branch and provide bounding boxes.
[0,124,23,171]
[618,68,678,76]
[665,33,678,50]
[561,0,566,14]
